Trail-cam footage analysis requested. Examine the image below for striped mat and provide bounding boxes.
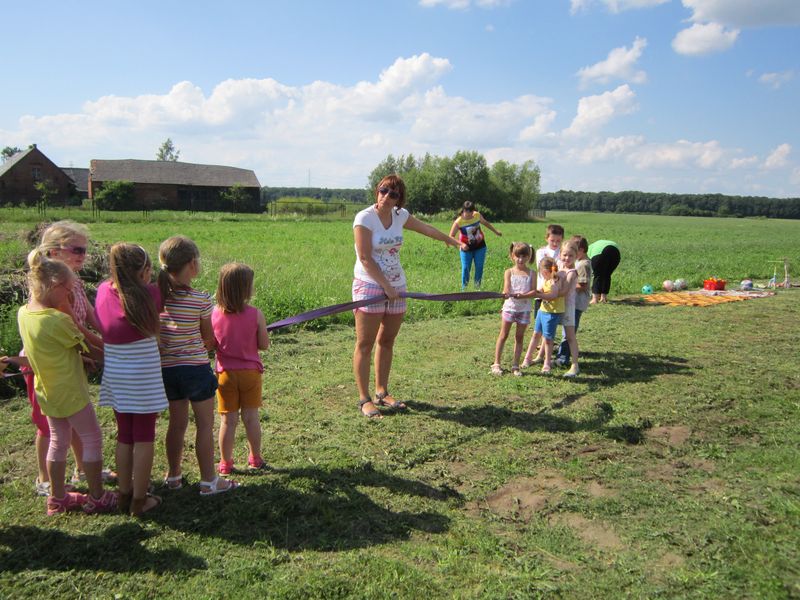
[643,290,774,307]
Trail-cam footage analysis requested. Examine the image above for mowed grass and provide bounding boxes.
[0,209,798,598]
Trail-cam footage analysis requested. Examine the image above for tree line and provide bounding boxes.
[261,187,368,205]
[367,151,541,221]
[538,190,800,219]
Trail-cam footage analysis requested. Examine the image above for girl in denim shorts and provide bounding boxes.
[158,236,238,496]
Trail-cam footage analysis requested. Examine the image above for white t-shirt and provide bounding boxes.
[353,205,410,287]
[535,245,560,289]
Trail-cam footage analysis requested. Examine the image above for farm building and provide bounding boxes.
[0,145,75,206]
[61,167,90,201]
[89,159,262,212]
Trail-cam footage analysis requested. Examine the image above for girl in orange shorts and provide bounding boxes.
[211,263,271,474]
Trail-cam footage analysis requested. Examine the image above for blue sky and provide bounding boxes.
[2,0,798,197]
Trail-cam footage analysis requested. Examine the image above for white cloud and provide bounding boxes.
[730,156,759,169]
[682,0,800,28]
[758,70,795,90]
[672,22,739,55]
[518,111,557,141]
[577,37,648,88]
[764,143,791,169]
[627,140,724,169]
[569,135,645,163]
[791,167,800,185]
[563,84,638,137]
[570,0,667,14]
[1,53,557,187]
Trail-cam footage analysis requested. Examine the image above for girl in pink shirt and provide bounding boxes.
[212,263,270,475]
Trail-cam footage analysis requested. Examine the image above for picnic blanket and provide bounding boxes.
[643,289,775,307]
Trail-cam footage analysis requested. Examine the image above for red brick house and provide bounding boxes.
[89,159,262,212]
[0,145,75,206]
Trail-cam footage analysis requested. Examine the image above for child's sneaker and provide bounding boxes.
[541,362,552,375]
[47,492,87,515]
[35,479,51,497]
[563,365,580,378]
[248,456,270,471]
[82,490,119,514]
[490,364,503,376]
[218,460,234,475]
[555,356,568,367]
[511,365,522,377]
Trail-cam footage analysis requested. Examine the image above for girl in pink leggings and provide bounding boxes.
[12,249,117,515]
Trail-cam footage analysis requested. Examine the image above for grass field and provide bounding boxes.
[0,209,798,598]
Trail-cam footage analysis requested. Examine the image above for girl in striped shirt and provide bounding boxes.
[158,236,237,496]
[95,243,166,516]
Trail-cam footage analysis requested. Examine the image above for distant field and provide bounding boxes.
[1,207,798,338]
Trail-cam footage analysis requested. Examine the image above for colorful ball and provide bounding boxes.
[641,284,653,294]
[662,280,674,292]
[740,279,753,290]
[674,278,687,290]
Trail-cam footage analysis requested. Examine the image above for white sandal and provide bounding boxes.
[163,474,183,490]
[199,476,239,496]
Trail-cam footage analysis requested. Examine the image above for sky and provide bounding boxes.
[2,0,798,197]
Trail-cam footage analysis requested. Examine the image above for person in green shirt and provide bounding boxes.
[587,240,620,304]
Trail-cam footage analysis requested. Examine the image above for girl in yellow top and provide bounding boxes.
[11,250,117,515]
[522,256,564,374]
[449,201,502,290]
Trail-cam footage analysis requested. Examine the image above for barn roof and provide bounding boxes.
[61,167,90,193]
[0,147,35,178]
[90,159,261,188]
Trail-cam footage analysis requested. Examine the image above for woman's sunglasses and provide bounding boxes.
[61,245,87,256]
[378,187,400,200]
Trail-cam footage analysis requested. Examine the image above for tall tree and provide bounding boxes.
[156,138,180,161]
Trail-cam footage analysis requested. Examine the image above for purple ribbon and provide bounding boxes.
[267,290,505,331]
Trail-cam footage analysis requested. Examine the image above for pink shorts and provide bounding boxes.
[502,310,531,326]
[352,279,406,315]
[24,371,50,438]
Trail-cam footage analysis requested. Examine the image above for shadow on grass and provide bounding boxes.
[580,350,691,387]
[412,398,652,445]
[147,463,454,551]
[0,522,207,573]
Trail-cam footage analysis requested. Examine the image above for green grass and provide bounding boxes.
[0,208,799,598]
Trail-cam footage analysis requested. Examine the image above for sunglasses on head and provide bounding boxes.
[378,187,400,200]
[61,245,87,256]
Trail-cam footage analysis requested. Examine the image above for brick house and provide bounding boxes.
[61,167,90,201]
[0,145,75,206]
[89,159,262,212]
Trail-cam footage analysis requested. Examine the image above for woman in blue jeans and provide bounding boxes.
[449,201,502,289]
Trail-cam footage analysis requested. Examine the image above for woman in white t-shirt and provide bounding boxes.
[353,175,460,418]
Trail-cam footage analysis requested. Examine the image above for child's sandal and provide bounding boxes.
[163,475,183,490]
[130,493,162,517]
[358,397,381,419]
[375,391,406,410]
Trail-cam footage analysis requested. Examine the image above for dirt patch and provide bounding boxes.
[647,426,691,446]
[468,469,574,521]
[448,461,488,492]
[649,551,687,581]
[687,478,727,495]
[550,512,624,551]
[586,481,618,498]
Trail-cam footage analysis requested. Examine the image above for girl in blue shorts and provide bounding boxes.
[523,256,564,374]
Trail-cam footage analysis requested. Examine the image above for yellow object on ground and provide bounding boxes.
[643,290,775,307]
